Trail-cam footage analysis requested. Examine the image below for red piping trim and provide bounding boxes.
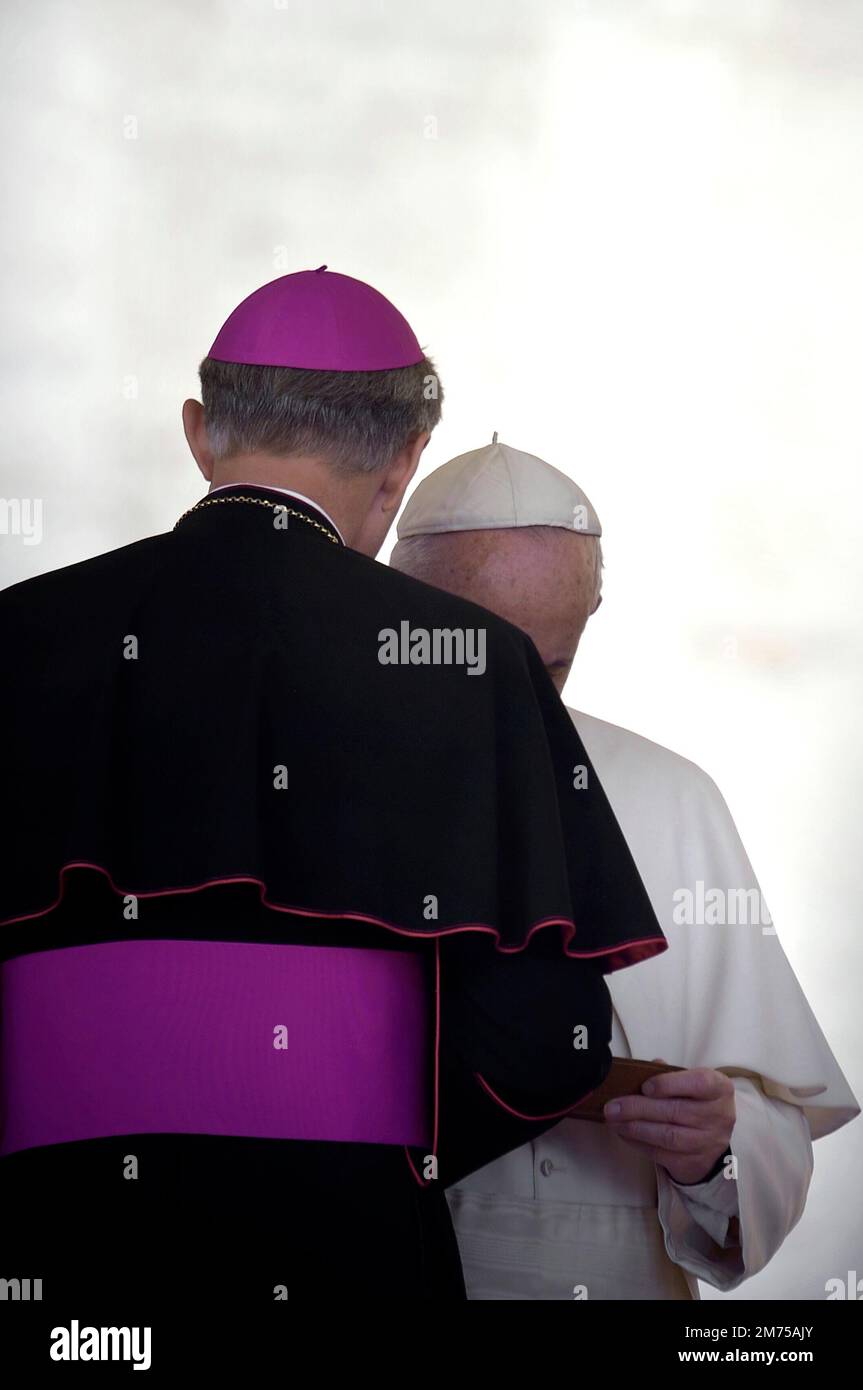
[433,937,441,1155]
[5,863,650,1182]
[0,861,666,965]
[474,1071,608,1123]
[404,1147,426,1187]
[404,938,443,1190]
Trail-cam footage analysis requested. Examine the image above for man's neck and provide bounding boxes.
[208,481,346,543]
[208,454,369,548]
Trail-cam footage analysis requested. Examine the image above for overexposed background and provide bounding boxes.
[1,0,861,1300]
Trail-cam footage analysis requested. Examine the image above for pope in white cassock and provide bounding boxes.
[390,439,859,1301]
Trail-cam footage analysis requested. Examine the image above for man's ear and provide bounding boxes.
[379,432,429,515]
[182,399,215,481]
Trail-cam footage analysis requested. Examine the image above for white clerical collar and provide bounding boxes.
[208,483,345,543]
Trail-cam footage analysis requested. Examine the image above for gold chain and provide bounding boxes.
[174,494,341,545]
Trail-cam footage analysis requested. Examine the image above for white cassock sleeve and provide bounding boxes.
[655,1077,813,1290]
[571,709,858,1288]
[573,708,859,1140]
[449,711,857,1302]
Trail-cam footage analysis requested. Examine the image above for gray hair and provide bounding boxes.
[199,356,443,475]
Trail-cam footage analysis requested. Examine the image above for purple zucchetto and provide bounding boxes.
[207,266,425,372]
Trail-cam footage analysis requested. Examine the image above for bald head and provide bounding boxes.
[390,527,602,693]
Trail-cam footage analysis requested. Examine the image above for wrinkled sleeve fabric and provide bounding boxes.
[656,1076,813,1290]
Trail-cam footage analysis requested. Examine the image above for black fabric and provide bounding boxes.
[0,486,665,965]
[0,1134,466,1304]
[0,875,609,1301]
[433,931,613,1187]
[0,873,612,1181]
[0,485,665,1300]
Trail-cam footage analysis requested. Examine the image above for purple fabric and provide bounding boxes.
[0,939,430,1155]
[207,267,425,371]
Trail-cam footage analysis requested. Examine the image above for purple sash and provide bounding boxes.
[0,939,431,1156]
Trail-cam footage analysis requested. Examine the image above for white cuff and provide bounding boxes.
[656,1077,814,1291]
[667,1163,740,1249]
[656,1162,744,1290]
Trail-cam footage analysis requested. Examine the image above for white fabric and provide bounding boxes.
[447,1188,693,1301]
[448,710,858,1299]
[574,709,858,1138]
[396,440,602,539]
[656,1076,813,1290]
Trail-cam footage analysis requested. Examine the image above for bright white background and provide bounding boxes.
[1,0,860,1300]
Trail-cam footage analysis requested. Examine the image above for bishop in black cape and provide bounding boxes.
[0,273,665,1307]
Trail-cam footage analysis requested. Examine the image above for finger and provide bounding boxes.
[612,1133,711,1173]
[605,1095,716,1127]
[605,1119,704,1152]
[642,1067,734,1102]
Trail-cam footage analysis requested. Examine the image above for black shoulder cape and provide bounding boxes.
[0,486,665,967]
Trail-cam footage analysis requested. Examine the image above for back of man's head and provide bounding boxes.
[183,268,443,556]
[391,441,602,692]
[198,357,440,477]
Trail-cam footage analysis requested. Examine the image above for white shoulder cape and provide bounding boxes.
[570,708,858,1141]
